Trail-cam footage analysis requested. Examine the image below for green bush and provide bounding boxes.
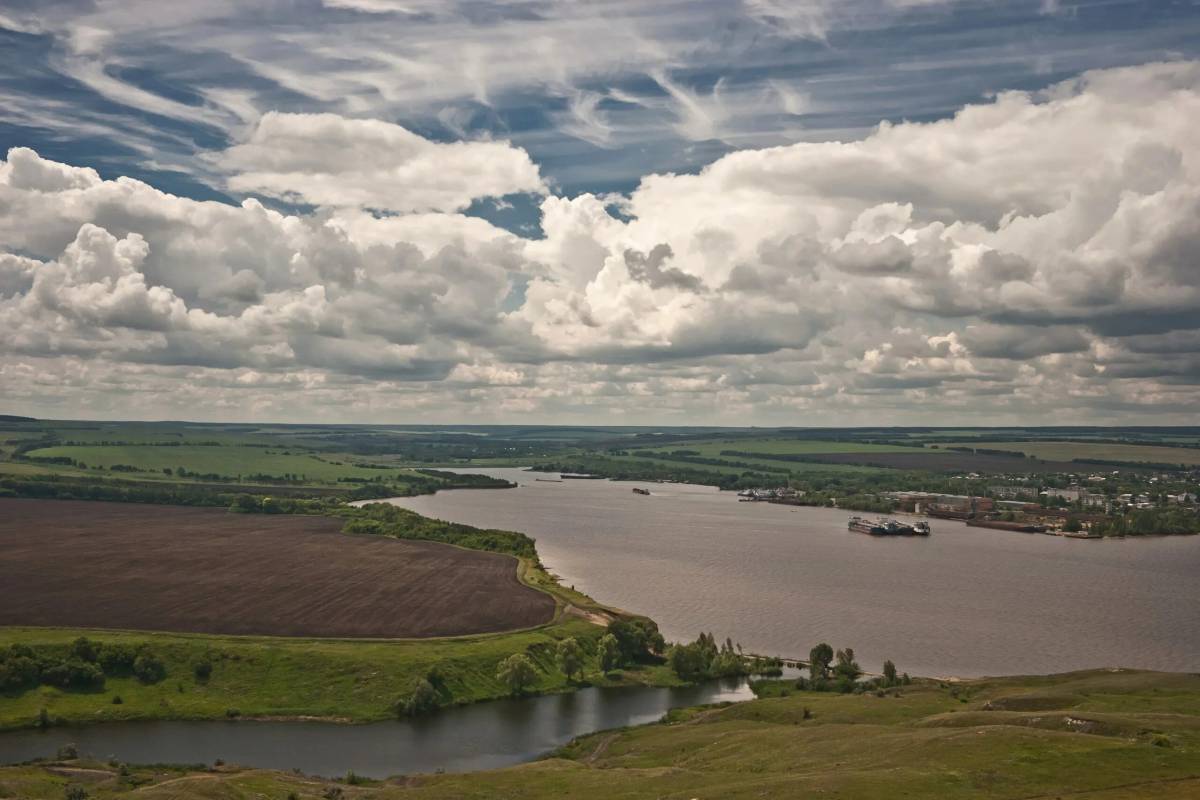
[192,659,213,681]
[398,678,439,716]
[133,651,167,683]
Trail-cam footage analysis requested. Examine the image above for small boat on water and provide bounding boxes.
[632,487,650,496]
[912,520,931,536]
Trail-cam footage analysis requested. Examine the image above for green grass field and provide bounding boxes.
[4,669,1197,798]
[644,438,923,456]
[0,461,61,477]
[0,618,680,732]
[31,425,280,446]
[946,441,1200,467]
[20,444,417,484]
[616,452,879,475]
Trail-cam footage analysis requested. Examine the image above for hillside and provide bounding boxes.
[4,669,1198,798]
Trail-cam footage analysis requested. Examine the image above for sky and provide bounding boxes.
[1,0,1199,425]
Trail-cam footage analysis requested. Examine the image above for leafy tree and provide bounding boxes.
[133,651,166,683]
[833,647,861,693]
[230,494,258,513]
[70,637,99,663]
[607,618,665,664]
[400,678,439,716]
[1064,517,1082,533]
[192,659,213,681]
[98,644,137,673]
[835,648,861,680]
[597,634,622,673]
[809,643,833,682]
[42,660,104,690]
[882,659,898,687]
[0,654,40,690]
[667,642,708,680]
[556,637,584,681]
[667,633,746,680]
[497,653,538,696]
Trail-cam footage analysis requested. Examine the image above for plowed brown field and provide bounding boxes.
[0,499,555,638]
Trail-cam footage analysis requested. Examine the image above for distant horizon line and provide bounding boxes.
[5,415,1198,432]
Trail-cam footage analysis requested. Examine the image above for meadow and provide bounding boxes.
[3,668,1197,798]
[19,444,416,484]
[0,617,666,732]
[945,441,1200,467]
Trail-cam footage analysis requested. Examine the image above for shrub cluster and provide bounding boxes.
[0,637,167,693]
[667,633,747,681]
[605,618,666,666]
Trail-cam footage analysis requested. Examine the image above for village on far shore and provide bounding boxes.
[736,466,1200,539]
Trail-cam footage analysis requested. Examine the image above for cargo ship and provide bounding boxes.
[849,516,931,536]
[966,518,1046,533]
[848,516,888,535]
[926,505,973,520]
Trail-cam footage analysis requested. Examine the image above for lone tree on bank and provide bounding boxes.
[809,643,834,682]
[400,678,438,716]
[556,637,584,682]
[883,659,898,686]
[598,634,622,673]
[497,653,538,696]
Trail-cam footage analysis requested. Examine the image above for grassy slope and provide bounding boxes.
[4,669,1198,799]
[944,441,1200,467]
[0,617,677,731]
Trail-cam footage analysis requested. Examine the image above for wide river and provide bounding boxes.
[391,468,1200,678]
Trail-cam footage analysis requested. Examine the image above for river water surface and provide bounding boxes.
[390,468,1200,678]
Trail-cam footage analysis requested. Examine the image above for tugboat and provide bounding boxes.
[848,516,887,535]
[632,487,650,496]
[912,520,931,536]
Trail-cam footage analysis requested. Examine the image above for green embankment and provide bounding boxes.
[4,669,1198,798]
[0,618,679,731]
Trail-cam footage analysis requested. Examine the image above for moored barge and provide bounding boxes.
[966,518,1047,533]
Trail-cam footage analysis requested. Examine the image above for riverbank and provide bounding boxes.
[0,619,681,732]
[3,668,1197,798]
